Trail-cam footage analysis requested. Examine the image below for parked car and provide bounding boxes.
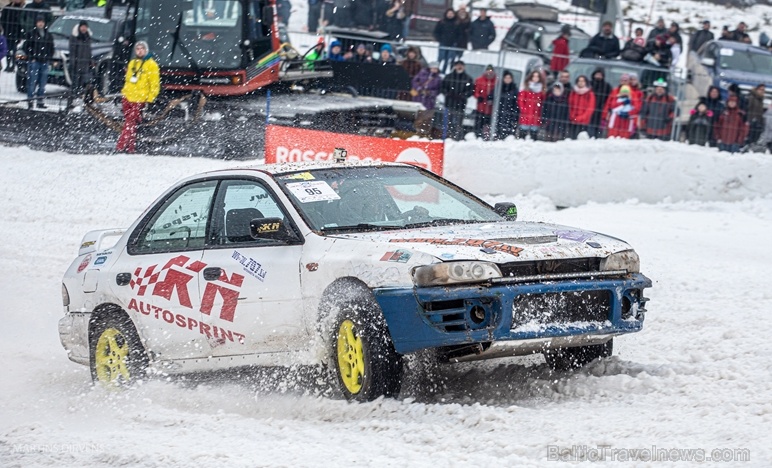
[15,7,130,94]
[565,57,671,91]
[59,159,651,401]
[685,39,772,109]
[501,3,590,70]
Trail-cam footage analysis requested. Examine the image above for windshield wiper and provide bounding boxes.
[169,11,201,73]
[403,218,477,229]
[321,223,404,233]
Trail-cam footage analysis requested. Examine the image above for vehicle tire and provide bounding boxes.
[89,312,149,386]
[544,339,613,372]
[331,301,403,402]
[15,71,26,94]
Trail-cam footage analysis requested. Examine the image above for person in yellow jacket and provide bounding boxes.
[116,41,160,153]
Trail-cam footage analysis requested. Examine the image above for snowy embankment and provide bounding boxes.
[1,141,772,466]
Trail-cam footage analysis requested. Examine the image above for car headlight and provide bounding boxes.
[600,250,640,273]
[412,261,502,287]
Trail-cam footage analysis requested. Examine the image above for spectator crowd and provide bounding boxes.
[1,1,770,153]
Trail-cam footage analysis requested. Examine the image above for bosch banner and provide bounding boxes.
[264,125,445,176]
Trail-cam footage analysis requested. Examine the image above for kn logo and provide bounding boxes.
[130,255,245,322]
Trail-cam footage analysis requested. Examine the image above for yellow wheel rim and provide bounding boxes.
[336,319,365,395]
[94,328,131,385]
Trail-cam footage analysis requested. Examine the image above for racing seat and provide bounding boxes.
[225,208,264,243]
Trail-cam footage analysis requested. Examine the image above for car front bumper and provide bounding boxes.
[58,311,90,365]
[374,273,651,355]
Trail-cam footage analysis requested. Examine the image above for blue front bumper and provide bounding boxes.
[374,273,652,355]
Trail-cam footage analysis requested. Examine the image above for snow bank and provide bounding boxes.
[444,138,772,207]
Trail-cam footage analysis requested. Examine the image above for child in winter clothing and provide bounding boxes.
[607,85,636,139]
[687,102,713,146]
[542,82,569,141]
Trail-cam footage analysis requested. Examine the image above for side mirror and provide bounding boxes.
[262,6,274,27]
[701,57,715,68]
[494,202,518,221]
[250,217,293,241]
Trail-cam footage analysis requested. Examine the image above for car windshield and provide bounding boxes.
[135,0,244,69]
[275,166,503,232]
[719,48,772,74]
[49,17,116,42]
[566,61,669,88]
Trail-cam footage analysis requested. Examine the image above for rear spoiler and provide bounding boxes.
[78,229,126,256]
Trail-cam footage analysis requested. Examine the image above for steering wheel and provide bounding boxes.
[398,206,431,223]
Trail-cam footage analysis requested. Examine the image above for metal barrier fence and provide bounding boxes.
[0,8,767,151]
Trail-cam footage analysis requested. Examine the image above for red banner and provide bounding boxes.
[264,125,445,176]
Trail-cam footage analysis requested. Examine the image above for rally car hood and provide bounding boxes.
[330,221,632,263]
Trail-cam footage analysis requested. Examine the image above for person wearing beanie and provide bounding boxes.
[687,101,713,147]
[23,15,54,109]
[588,67,610,138]
[411,62,441,135]
[473,64,497,139]
[647,17,667,42]
[378,43,396,64]
[603,74,641,139]
[116,41,160,153]
[640,78,676,140]
[328,40,344,61]
[441,60,474,140]
[68,20,92,105]
[542,81,570,141]
[690,20,714,53]
[714,95,749,153]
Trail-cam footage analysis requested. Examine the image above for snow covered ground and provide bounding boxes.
[1,140,771,466]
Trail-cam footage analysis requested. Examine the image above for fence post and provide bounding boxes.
[442,106,448,140]
[266,89,271,126]
[489,49,504,140]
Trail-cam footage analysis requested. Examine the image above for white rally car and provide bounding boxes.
[59,159,651,401]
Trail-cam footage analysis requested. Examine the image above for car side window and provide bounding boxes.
[209,179,292,246]
[131,180,217,254]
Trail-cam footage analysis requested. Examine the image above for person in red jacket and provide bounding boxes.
[550,25,571,75]
[473,65,497,140]
[518,70,546,140]
[568,75,596,139]
[714,95,749,153]
[604,74,642,139]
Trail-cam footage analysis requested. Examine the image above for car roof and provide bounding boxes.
[203,161,412,178]
[568,57,653,71]
[710,39,772,55]
[508,20,590,38]
[58,7,126,21]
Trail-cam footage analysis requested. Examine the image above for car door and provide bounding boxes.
[199,177,306,356]
[111,179,217,360]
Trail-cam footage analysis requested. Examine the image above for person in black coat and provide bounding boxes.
[687,101,713,146]
[647,17,667,42]
[704,86,725,146]
[23,15,54,109]
[497,70,519,139]
[582,21,620,59]
[589,67,611,138]
[68,20,92,95]
[690,20,714,52]
[469,8,495,50]
[542,82,569,141]
[433,8,460,74]
[0,0,25,71]
[440,60,474,140]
